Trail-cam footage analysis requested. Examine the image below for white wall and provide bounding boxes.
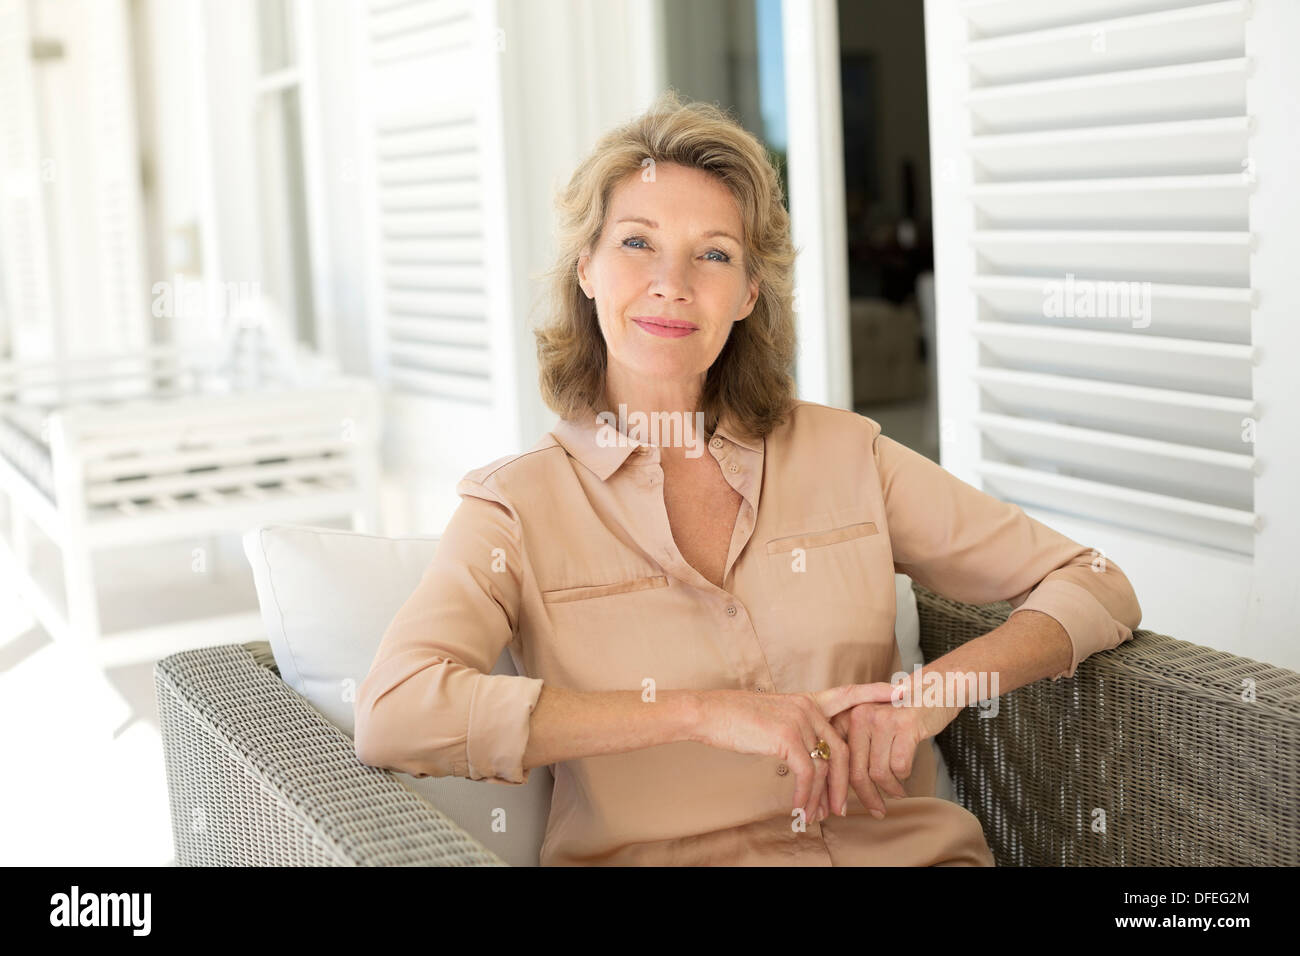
[1240,0,1300,668]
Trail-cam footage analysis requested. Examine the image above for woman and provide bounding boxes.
[354,91,1143,866]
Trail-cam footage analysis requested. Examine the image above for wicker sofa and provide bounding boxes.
[154,583,1300,866]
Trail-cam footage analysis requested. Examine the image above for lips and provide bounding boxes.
[631,316,698,339]
[631,316,697,330]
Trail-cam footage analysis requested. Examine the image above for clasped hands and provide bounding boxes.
[811,680,960,824]
[693,676,962,826]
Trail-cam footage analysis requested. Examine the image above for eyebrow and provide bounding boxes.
[613,216,741,246]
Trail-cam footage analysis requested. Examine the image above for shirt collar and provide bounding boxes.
[551,407,762,481]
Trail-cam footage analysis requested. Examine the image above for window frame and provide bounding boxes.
[250,0,336,365]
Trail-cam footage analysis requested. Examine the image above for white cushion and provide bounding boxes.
[240,523,957,869]
[893,573,959,803]
[241,523,553,867]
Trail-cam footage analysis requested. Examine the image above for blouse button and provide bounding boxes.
[710,437,724,449]
[776,763,789,776]
[725,605,737,616]
[728,462,739,473]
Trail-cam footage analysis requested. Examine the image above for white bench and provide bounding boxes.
[0,347,381,667]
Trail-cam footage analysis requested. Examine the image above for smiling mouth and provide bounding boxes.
[631,316,698,338]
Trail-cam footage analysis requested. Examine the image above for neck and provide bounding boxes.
[602,364,701,418]
[599,365,709,462]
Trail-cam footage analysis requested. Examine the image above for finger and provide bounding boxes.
[814,682,898,720]
[891,729,916,785]
[809,710,850,819]
[848,706,887,817]
[801,723,830,823]
[887,701,925,784]
[813,753,829,823]
[788,701,824,821]
[869,721,907,801]
[785,723,816,822]
[788,731,817,824]
[830,711,852,813]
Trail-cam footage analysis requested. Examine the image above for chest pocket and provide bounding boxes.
[542,574,669,604]
[765,521,878,554]
[759,517,894,682]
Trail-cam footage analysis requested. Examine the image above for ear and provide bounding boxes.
[737,275,760,320]
[576,250,593,299]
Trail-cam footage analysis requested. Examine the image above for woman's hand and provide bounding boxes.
[690,683,898,825]
[827,683,960,818]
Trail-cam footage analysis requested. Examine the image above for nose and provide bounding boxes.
[648,251,692,303]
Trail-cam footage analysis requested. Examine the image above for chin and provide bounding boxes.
[627,352,707,381]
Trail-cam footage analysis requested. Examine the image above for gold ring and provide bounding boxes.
[809,738,830,760]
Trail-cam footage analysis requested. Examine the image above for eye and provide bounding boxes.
[620,235,732,263]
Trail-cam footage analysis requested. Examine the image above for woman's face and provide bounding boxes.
[577,162,760,399]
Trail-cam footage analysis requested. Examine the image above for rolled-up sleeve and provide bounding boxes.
[873,422,1142,681]
[353,476,545,783]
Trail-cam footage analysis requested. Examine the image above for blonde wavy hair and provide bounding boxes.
[534,89,797,441]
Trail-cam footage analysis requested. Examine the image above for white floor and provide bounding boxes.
[0,534,265,866]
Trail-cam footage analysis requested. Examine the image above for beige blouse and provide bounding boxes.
[354,400,1142,865]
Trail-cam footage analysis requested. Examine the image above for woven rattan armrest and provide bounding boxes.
[914,583,1300,866]
[154,641,506,866]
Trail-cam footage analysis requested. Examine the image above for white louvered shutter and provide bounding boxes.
[941,0,1258,556]
[357,0,519,480]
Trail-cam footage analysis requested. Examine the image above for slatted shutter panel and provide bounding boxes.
[955,0,1257,555]
[355,0,519,505]
[362,0,497,404]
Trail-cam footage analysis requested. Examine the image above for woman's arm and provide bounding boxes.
[896,608,1074,725]
[521,685,703,769]
[353,479,545,783]
[871,419,1143,682]
[824,417,1145,815]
